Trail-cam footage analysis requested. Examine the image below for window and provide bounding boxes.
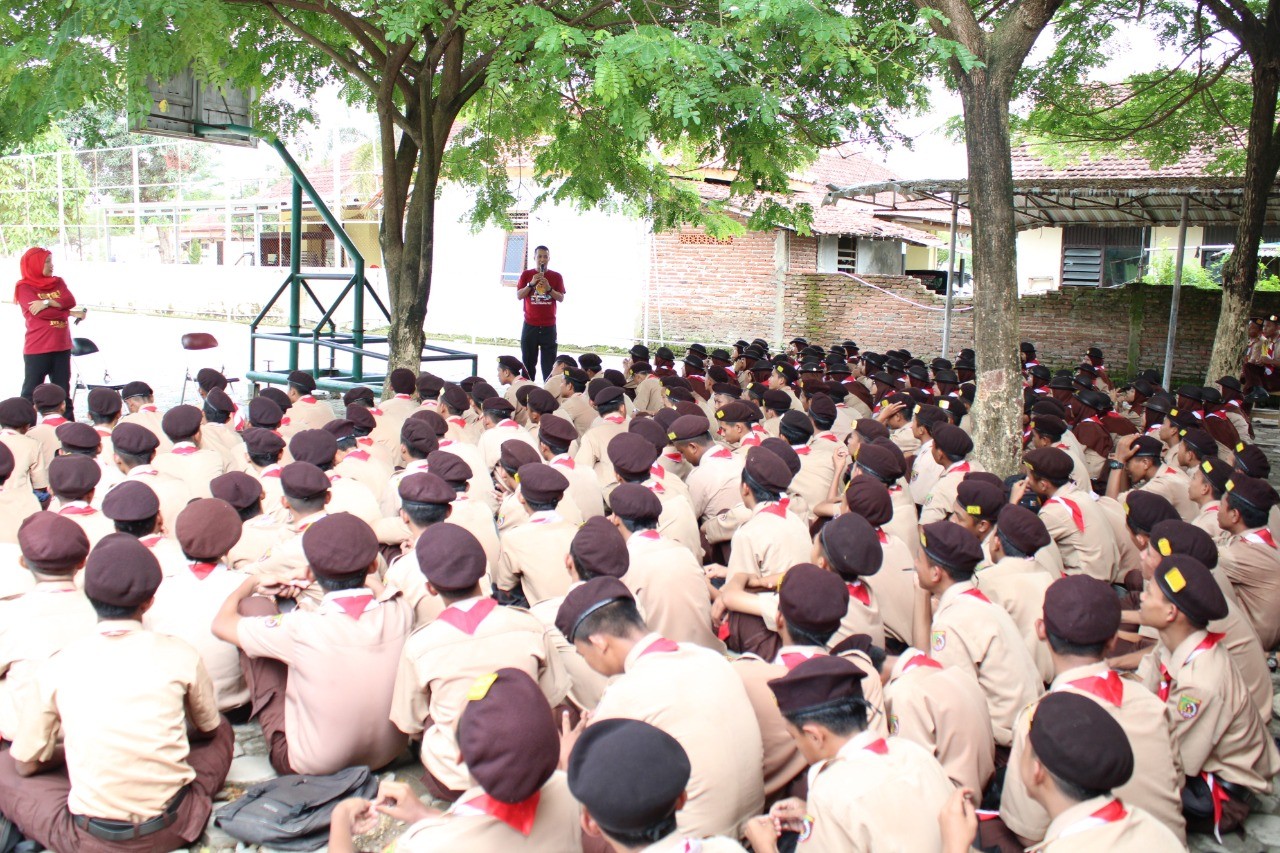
[837,236,858,273]
[1061,226,1145,287]
[500,211,529,286]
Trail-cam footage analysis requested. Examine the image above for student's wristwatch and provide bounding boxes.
[1107,459,1123,471]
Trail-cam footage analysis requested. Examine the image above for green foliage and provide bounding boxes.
[1140,251,1220,289]
[0,125,92,255]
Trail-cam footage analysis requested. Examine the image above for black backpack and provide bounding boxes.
[214,765,379,851]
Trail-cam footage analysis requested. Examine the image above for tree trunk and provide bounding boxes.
[959,79,1024,477]
[1204,58,1280,384]
[385,156,436,376]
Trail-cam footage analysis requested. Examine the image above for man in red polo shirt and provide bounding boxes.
[515,245,565,382]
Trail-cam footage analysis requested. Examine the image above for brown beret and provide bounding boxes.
[744,446,794,493]
[0,398,37,428]
[120,381,154,401]
[767,654,866,716]
[1029,414,1068,440]
[242,427,286,458]
[853,418,889,442]
[567,719,691,836]
[1178,427,1217,458]
[483,397,515,416]
[779,563,850,635]
[0,443,11,480]
[955,479,1004,522]
[323,419,357,442]
[175,499,243,560]
[400,419,439,456]
[1024,446,1073,482]
[31,384,66,410]
[87,387,123,418]
[818,512,884,578]
[302,513,376,578]
[18,512,90,570]
[196,368,228,391]
[56,422,101,452]
[652,409,678,431]
[390,369,418,395]
[111,422,159,456]
[205,388,236,415]
[84,533,162,606]
[1149,520,1218,570]
[842,477,893,527]
[1042,574,1120,645]
[1154,554,1227,625]
[609,482,663,522]
[592,385,625,406]
[807,393,837,423]
[1123,490,1179,534]
[517,462,569,504]
[210,471,263,510]
[441,383,470,413]
[290,429,339,467]
[919,520,983,573]
[48,454,101,498]
[458,668,559,803]
[1225,473,1280,512]
[627,418,668,453]
[526,388,559,415]
[996,504,1051,554]
[1233,442,1271,478]
[409,409,449,437]
[1130,435,1165,459]
[761,389,792,412]
[1195,457,1233,495]
[426,450,472,486]
[570,516,630,578]
[667,414,711,443]
[248,396,284,428]
[415,523,487,591]
[497,355,527,375]
[416,372,445,396]
[260,386,292,413]
[932,423,973,459]
[161,405,203,441]
[280,462,331,501]
[853,442,902,482]
[287,370,317,392]
[101,480,160,521]
[342,386,376,408]
[345,404,377,432]
[607,433,659,477]
[779,410,814,440]
[760,437,802,478]
[399,472,456,505]
[555,576,635,642]
[715,400,757,424]
[1029,692,1133,792]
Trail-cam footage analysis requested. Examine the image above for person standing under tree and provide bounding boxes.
[14,248,85,419]
[515,245,565,382]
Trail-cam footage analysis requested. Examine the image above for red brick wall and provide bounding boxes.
[789,235,818,272]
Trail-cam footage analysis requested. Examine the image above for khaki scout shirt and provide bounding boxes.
[687,447,744,521]
[1204,574,1273,721]
[863,530,917,645]
[0,429,46,491]
[574,415,629,487]
[929,581,1043,746]
[558,394,596,437]
[625,531,722,652]
[390,595,568,792]
[591,634,764,838]
[633,376,666,415]
[390,774,582,852]
[279,397,334,436]
[1038,484,1118,581]
[478,421,539,473]
[237,588,413,775]
[886,483,921,557]
[0,580,96,740]
[529,586,612,712]
[1001,662,1186,844]
[919,459,983,526]
[803,730,953,853]
[118,405,172,453]
[1094,495,1141,582]
[53,501,116,548]
[152,441,225,499]
[909,438,942,506]
[828,577,885,650]
[1218,529,1280,649]
[0,487,39,546]
[1135,464,1198,521]
[731,656,807,797]
[547,454,605,520]
[334,449,394,501]
[1140,630,1279,794]
[227,514,291,570]
[974,555,1055,684]
[119,465,192,540]
[639,474,703,562]
[725,501,812,583]
[882,650,995,795]
[889,422,920,461]
[494,511,579,605]
[1028,796,1184,853]
[12,620,221,821]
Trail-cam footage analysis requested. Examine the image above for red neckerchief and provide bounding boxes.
[862,738,889,755]
[356,436,374,447]
[604,413,625,425]
[639,637,679,656]
[1065,670,1124,707]
[550,455,575,470]
[497,419,519,429]
[901,653,942,673]
[171,444,198,456]
[707,447,733,461]
[42,415,67,427]
[875,528,888,544]
[448,416,467,429]
[760,498,790,519]
[58,504,96,517]
[740,434,762,448]
[1200,773,1231,842]
[961,588,991,604]
[331,593,375,619]
[394,393,411,400]
[780,648,825,670]
[299,396,317,405]
[437,598,497,635]
[818,432,839,442]
[663,450,682,462]
[1202,503,1219,517]
[648,480,666,497]
[188,561,218,580]
[262,465,282,479]
[945,460,971,475]
[345,449,371,462]
[649,464,665,479]
[141,405,158,413]
[1244,528,1277,549]
[1047,495,1085,533]
[1079,415,1102,427]
[140,535,162,549]
[1161,633,1225,700]
[793,445,811,456]
[1157,661,1172,701]
[846,580,871,607]
[95,427,111,437]
[1161,466,1181,477]
[636,529,661,541]
[461,792,541,836]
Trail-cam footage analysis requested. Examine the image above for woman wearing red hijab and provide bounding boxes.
[14,247,85,412]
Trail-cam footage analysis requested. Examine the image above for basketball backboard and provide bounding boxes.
[131,70,257,147]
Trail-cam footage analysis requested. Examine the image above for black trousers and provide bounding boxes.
[21,350,72,419]
[521,323,558,382]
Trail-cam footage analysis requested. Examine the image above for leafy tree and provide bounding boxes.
[1,0,942,375]
[0,125,92,256]
[1020,0,1280,384]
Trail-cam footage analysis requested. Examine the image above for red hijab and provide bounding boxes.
[15,247,60,301]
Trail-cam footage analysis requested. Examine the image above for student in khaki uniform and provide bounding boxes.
[0,534,233,853]
[494,462,579,606]
[100,480,190,578]
[1188,456,1229,541]
[334,669,581,853]
[1019,446,1118,581]
[1026,414,1092,489]
[378,368,420,422]
[907,403,947,506]
[811,511,885,648]
[213,512,413,776]
[777,410,835,514]
[1214,473,1280,649]
[328,417,393,500]
[248,462,336,601]
[0,513,94,743]
[199,388,246,474]
[211,471,290,570]
[557,367,597,436]
[0,397,46,495]
[609,483,721,651]
[538,414,605,519]
[143,499,251,714]
[913,521,1043,748]
[152,404,225,499]
[497,355,535,425]
[669,413,745,523]
[478,396,539,473]
[1138,554,1279,836]
[118,380,172,451]
[557,578,765,839]
[27,384,67,470]
[278,370,332,436]
[288,429,380,525]
[390,524,567,801]
[378,418,437,518]
[879,647,995,796]
[497,440,583,530]
[574,385,630,486]
[379,472,464,624]
[109,422,193,540]
[849,439,919,558]
[569,719,748,853]
[607,433,702,561]
[46,455,114,546]
[840,477,916,646]
[55,421,125,510]
[744,655,953,853]
[948,692,1183,853]
[629,362,666,415]
[241,427,288,517]
[428,450,501,570]
[918,424,981,525]
[1108,434,1198,521]
[999,575,1186,848]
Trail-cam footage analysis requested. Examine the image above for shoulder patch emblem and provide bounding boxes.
[888,714,899,736]
[1177,695,1202,720]
[931,630,946,652]
[264,615,284,629]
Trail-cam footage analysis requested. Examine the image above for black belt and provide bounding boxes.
[72,785,188,842]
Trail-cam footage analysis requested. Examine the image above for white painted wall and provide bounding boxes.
[855,239,903,275]
[1015,227,1064,292]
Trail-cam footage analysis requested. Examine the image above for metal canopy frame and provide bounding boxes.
[194,123,477,391]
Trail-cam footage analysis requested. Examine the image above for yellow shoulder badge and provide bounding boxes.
[931,630,946,652]
[1177,694,1202,720]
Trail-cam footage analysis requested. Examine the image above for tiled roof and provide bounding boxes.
[1010,144,1225,180]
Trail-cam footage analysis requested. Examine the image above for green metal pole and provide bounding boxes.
[289,179,302,372]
